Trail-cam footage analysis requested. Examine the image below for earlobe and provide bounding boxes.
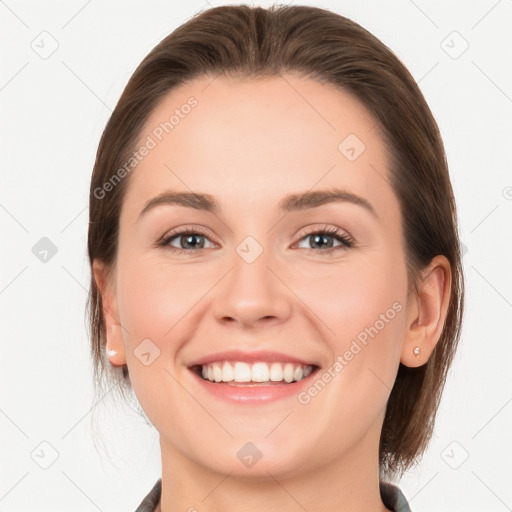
[401,255,452,368]
[92,259,127,366]
[104,325,127,367]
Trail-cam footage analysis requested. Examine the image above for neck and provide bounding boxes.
[157,421,392,512]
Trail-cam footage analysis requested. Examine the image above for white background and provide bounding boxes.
[1,0,511,510]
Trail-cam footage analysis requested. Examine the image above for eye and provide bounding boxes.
[294,226,355,254]
[156,226,216,253]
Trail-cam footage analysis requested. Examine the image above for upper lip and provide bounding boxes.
[187,350,319,368]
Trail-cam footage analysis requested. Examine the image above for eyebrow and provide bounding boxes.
[137,188,377,221]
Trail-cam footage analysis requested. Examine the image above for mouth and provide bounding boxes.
[189,361,320,386]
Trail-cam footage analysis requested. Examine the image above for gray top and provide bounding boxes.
[135,478,412,511]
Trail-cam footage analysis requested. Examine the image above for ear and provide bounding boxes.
[92,259,127,366]
[401,255,452,367]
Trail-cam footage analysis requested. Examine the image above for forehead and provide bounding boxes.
[123,73,394,220]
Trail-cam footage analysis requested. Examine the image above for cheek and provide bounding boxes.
[297,256,407,391]
[115,254,194,344]
[297,258,405,335]
[114,256,200,421]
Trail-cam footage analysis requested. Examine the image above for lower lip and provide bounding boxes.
[188,367,319,404]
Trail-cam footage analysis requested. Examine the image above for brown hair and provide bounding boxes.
[87,4,464,480]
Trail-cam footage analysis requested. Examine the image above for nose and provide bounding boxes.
[212,247,293,330]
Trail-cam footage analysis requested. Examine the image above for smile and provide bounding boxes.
[193,361,316,385]
[188,361,321,403]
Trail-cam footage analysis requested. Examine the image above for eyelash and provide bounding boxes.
[155,225,355,255]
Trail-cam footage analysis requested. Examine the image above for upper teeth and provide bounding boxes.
[200,361,314,383]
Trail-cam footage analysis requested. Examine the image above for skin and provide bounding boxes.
[93,74,452,512]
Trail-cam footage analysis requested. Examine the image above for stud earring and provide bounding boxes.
[107,348,117,358]
[413,346,421,359]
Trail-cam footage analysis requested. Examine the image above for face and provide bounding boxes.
[98,74,413,478]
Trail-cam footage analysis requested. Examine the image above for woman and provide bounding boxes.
[87,4,464,511]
